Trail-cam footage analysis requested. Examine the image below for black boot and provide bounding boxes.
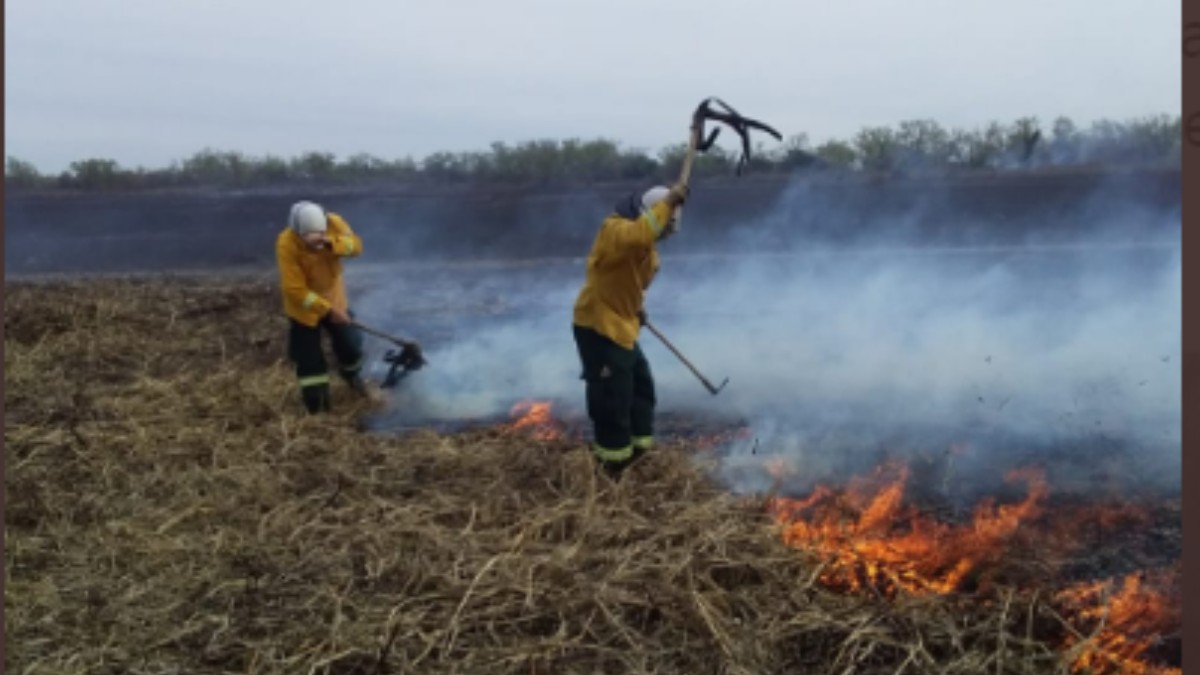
[346,375,368,395]
[599,457,633,481]
[301,383,331,414]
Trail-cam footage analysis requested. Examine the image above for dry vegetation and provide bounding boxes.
[3,278,1160,674]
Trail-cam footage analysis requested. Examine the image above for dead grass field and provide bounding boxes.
[3,278,1176,674]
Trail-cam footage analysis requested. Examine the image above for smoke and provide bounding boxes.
[656,240,1180,498]
[352,171,1181,500]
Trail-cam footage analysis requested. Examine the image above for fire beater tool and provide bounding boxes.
[637,97,779,396]
[677,96,784,185]
[349,320,427,389]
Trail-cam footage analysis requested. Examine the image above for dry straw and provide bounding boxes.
[5,279,1122,674]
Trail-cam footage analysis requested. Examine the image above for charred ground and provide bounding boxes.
[3,167,1179,277]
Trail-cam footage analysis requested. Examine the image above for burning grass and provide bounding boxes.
[4,277,1180,674]
[766,460,1181,674]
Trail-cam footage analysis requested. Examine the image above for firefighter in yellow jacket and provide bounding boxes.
[572,182,688,477]
[276,200,369,413]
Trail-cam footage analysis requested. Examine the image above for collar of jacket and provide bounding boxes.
[613,190,644,220]
[290,228,325,251]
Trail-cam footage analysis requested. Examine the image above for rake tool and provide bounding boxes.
[643,318,728,396]
[349,320,427,389]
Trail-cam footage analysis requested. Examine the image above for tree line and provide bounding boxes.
[5,114,1180,193]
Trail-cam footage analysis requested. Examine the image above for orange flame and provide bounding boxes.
[1055,571,1181,675]
[503,400,562,441]
[769,462,1048,597]
[768,458,1179,673]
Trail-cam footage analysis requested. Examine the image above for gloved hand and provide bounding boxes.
[666,182,689,207]
[327,306,351,324]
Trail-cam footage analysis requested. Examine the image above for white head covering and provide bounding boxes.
[289,201,327,235]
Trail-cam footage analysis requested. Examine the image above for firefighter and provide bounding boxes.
[275,200,372,413]
[572,182,688,477]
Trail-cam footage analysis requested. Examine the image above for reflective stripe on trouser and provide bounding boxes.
[288,311,367,412]
[632,435,653,450]
[592,442,633,463]
[298,374,331,388]
[289,320,331,413]
[298,374,331,413]
[573,325,656,454]
[324,314,365,382]
[339,356,364,380]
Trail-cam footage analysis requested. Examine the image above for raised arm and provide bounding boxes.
[324,212,362,258]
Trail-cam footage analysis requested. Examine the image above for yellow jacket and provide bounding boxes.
[572,201,672,350]
[275,212,363,326]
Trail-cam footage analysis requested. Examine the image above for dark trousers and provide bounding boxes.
[572,325,656,464]
[288,314,365,413]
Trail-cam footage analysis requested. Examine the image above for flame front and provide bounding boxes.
[766,458,1179,673]
[503,400,562,441]
[1055,571,1181,675]
[769,462,1047,596]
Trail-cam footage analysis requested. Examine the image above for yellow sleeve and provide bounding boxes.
[324,212,362,257]
[598,201,673,257]
[276,236,331,315]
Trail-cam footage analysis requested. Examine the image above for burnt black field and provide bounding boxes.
[4,168,1179,276]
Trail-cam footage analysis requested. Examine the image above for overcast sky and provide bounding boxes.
[4,0,1180,173]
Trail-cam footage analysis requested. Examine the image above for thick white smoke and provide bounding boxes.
[654,241,1181,497]
[351,172,1181,498]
